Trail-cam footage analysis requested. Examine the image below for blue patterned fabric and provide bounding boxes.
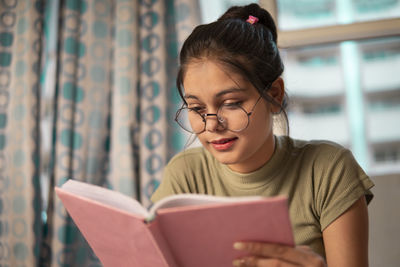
[0,0,199,266]
[0,0,44,265]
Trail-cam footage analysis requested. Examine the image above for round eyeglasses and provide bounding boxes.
[175,95,263,134]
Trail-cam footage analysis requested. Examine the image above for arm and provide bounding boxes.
[232,196,369,267]
[323,196,369,267]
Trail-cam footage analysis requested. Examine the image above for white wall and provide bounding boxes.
[369,173,400,267]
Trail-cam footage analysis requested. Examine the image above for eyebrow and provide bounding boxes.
[184,88,247,100]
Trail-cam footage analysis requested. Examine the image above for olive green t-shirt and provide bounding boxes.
[151,135,374,258]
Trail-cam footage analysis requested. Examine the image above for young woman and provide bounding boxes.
[151,4,374,267]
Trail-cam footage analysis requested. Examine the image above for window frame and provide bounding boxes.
[260,0,400,48]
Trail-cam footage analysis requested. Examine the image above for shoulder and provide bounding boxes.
[164,146,218,177]
[278,136,371,191]
[166,146,211,169]
[285,136,347,153]
[152,147,211,202]
[168,146,208,163]
[280,136,351,164]
[279,137,374,228]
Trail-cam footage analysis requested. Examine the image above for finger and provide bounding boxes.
[232,256,300,267]
[233,242,325,266]
[297,245,313,251]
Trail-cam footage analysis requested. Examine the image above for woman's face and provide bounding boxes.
[182,59,283,173]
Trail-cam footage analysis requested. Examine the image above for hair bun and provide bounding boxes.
[217,3,277,43]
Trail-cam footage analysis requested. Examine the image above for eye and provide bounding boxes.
[222,101,243,108]
[188,106,206,113]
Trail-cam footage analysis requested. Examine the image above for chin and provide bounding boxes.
[210,150,240,165]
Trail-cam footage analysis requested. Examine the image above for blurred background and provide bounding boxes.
[0,0,398,266]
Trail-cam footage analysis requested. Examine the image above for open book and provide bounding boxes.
[55,179,294,267]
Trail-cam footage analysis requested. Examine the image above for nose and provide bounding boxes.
[204,114,220,132]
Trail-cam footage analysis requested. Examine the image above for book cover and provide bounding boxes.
[56,180,294,267]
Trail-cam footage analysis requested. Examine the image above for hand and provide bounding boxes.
[232,242,326,267]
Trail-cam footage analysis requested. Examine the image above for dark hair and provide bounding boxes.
[176,3,289,133]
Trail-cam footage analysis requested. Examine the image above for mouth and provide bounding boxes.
[209,137,238,151]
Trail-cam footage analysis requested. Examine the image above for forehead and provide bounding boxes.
[182,60,251,95]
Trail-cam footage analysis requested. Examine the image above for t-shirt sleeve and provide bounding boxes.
[316,148,374,231]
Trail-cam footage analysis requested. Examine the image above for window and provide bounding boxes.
[277,0,400,30]
[373,142,400,163]
[266,0,400,174]
[199,0,258,23]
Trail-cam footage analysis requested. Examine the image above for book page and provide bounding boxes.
[60,180,150,218]
[155,195,293,267]
[149,194,264,216]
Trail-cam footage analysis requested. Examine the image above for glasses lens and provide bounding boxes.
[218,105,249,132]
[175,108,204,133]
[176,105,250,133]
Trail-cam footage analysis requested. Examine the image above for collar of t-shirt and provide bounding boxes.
[218,135,288,190]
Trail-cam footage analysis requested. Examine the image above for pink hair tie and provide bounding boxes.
[246,15,259,24]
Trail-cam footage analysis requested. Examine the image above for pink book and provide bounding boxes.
[55,180,294,267]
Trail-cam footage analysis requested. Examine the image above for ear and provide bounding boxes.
[266,77,285,113]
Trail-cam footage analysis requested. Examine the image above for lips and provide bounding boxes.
[211,138,236,144]
[209,137,238,151]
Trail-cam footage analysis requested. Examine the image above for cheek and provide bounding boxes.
[196,133,209,146]
[247,106,273,135]
[236,117,271,148]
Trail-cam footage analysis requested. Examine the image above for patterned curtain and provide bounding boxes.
[0,0,44,266]
[0,0,200,266]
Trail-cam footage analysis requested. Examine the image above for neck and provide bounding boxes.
[227,134,276,173]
